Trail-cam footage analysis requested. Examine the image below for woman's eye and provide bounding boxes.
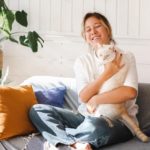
[95,24,102,28]
[85,28,91,32]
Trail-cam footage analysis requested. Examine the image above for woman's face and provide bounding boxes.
[84,16,110,47]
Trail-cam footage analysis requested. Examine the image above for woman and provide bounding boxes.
[29,12,138,150]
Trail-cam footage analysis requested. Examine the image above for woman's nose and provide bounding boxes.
[91,28,97,34]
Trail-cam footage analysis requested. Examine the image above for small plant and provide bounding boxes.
[0,0,44,84]
[0,0,44,52]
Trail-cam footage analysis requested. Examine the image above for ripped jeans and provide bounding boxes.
[29,104,133,149]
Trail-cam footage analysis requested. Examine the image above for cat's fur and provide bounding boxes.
[87,44,149,142]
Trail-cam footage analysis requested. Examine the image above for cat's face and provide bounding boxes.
[96,44,115,63]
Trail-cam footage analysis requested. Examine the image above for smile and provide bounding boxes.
[92,36,101,41]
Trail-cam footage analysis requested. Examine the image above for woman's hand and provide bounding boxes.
[104,50,125,79]
[86,96,98,113]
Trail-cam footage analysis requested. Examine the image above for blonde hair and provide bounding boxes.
[81,12,115,44]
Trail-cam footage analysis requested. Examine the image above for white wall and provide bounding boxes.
[2,0,150,84]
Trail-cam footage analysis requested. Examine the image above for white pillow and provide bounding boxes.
[21,76,79,111]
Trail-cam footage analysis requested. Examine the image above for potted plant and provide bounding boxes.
[0,0,44,84]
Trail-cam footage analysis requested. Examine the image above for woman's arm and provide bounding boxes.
[94,86,137,104]
[79,52,124,102]
[79,71,113,103]
[86,86,137,113]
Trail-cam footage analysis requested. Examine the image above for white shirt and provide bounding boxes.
[74,49,139,132]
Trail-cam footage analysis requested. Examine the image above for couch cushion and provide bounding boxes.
[136,83,150,133]
[34,85,66,107]
[0,85,37,140]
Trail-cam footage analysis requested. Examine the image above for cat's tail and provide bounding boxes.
[121,113,149,142]
[134,127,149,142]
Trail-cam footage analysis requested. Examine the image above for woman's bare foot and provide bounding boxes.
[71,143,92,150]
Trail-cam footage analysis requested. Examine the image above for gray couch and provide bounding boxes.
[0,77,150,150]
[101,83,150,149]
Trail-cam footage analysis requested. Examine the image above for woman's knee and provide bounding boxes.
[29,104,54,120]
[30,104,54,112]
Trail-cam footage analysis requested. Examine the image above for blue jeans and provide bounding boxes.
[29,104,133,149]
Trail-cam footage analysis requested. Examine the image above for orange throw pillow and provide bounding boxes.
[0,85,37,140]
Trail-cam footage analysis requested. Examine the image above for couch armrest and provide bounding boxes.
[136,83,150,131]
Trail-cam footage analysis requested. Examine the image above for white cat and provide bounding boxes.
[79,44,149,142]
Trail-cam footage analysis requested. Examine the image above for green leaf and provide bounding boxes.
[19,35,29,47]
[33,31,44,44]
[0,0,6,9]
[19,31,44,52]
[27,31,38,52]
[0,8,4,27]
[15,10,28,27]
[4,10,14,32]
[1,8,15,33]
